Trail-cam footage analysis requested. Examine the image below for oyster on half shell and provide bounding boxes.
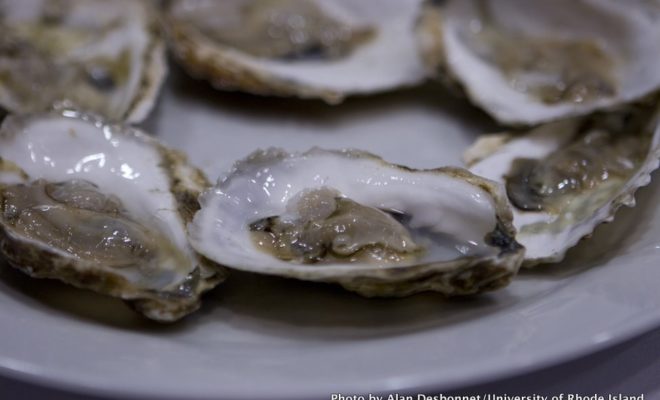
[189,148,524,297]
[0,110,226,321]
[418,0,660,125]
[465,100,660,265]
[0,0,167,123]
[165,0,428,103]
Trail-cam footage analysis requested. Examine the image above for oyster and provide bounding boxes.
[0,0,167,123]
[419,0,660,125]
[0,110,226,321]
[465,101,660,265]
[165,0,428,103]
[189,148,524,297]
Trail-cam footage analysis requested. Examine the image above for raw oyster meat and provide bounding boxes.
[189,148,524,297]
[0,109,226,321]
[0,0,167,123]
[418,0,660,125]
[165,0,428,103]
[466,101,660,265]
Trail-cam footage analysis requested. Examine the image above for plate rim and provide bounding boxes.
[1,305,659,400]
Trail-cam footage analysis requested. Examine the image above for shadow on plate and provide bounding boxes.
[191,269,526,340]
[0,264,189,334]
[0,255,523,339]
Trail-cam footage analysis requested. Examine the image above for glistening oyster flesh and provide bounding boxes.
[165,0,428,103]
[0,110,226,321]
[465,101,660,265]
[189,148,524,297]
[0,0,167,122]
[418,0,660,125]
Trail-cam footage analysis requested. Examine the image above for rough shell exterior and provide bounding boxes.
[0,110,227,321]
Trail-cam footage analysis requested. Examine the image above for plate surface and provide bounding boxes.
[2,71,660,399]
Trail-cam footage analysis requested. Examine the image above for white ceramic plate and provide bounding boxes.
[2,71,660,400]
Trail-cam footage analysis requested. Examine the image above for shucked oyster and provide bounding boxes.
[165,0,428,103]
[465,101,660,265]
[0,0,166,123]
[419,0,660,125]
[189,149,524,297]
[0,110,226,321]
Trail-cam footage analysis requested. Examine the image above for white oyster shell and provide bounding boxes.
[165,0,428,103]
[189,148,524,297]
[0,110,226,321]
[0,0,167,123]
[466,101,660,265]
[419,0,660,125]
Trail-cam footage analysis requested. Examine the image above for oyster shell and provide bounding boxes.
[165,0,428,103]
[0,110,226,321]
[189,148,524,297]
[419,0,660,125]
[0,0,167,123]
[466,101,660,265]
